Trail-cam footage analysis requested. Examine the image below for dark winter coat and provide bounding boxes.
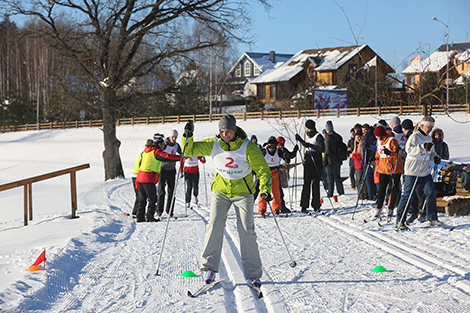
[361,128,377,167]
[431,128,450,160]
[324,131,343,167]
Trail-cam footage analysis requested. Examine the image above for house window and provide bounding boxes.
[269,85,276,99]
[235,65,241,77]
[244,61,251,77]
[259,86,266,99]
[410,75,416,86]
[254,66,260,76]
[348,64,358,77]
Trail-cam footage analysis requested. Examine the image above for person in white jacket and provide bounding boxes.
[395,116,444,230]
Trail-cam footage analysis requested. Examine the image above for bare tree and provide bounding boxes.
[1,0,271,180]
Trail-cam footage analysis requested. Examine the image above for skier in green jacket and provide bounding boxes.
[182,114,272,288]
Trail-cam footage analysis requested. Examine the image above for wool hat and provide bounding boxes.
[390,116,401,126]
[153,133,164,140]
[373,126,387,138]
[218,114,237,132]
[355,128,363,136]
[377,119,388,128]
[420,116,435,127]
[325,120,334,132]
[305,119,316,130]
[153,134,164,145]
[322,129,327,135]
[169,129,178,137]
[267,136,278,146]
[401,119,413,130]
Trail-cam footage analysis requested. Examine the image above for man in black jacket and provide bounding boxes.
[295,119,325,213]
[323,120,345,198]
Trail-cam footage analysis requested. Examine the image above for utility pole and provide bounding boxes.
[432,17,450,108]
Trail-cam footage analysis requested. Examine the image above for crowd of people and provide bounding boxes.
[129,113,450,288]
[345,116,449,230]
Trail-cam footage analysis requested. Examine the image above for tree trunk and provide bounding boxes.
[102,91,124,180]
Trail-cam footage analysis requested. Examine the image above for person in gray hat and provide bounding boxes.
[395,116,445,230]
[323,120,345,198]
[181,114,271,288]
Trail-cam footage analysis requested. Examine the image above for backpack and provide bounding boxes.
[461,165,470,191]
[337,138,348,161]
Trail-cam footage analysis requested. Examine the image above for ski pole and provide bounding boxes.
[203,161,208,206]
[352,156,372,219]
[266,200,297,268]
[155,126,190,276]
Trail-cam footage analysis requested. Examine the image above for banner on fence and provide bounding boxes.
[313,89,347,110]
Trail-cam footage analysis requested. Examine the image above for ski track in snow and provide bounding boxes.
[3,173,470,311]
[4,176,470,312]
[0,112,470,313]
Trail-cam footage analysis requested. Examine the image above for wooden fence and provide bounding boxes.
[1,103,469,133]
[0,164,90,226]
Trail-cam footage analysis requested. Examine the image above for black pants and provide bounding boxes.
[300,164,321,211]
[136,182,157,221]
[157,169,176,215]
[132,177,138,215]
[184,171,199,203]
[376,173,402,210]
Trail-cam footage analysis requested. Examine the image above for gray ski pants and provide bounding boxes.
[200,192,262,280]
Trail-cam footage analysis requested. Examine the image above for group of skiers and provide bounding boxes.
[129,113,450,291]
[347,115,449,230]
[131,129,206,223]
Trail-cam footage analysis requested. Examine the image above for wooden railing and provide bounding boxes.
[1,103,469,133]
[0,164,90,226]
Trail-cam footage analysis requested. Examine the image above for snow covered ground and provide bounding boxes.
[1,113,470,312]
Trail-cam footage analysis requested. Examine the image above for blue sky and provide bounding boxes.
[240,0,470,75]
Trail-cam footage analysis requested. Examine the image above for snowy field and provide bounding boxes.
[1,113,470,312]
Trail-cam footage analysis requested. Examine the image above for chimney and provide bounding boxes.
[269,50,276,63]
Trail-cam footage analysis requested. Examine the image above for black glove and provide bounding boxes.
[295,134,302,142]
[262,142,268,147]
[260,192,272,202]
[434,155,441,165]
[424,142,433,151]
[184,120,194,137]
[383,147,392,156]
[293,144,299,153]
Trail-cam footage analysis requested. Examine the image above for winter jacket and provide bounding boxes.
[182,127,272,198]
[403,128,437,177]
[160,138,182,171]
[324,131,343,167]
[361,129,377,167]
[347,137,355,167]
[136,145,181,185]
[431,128,450,160]
[183,156,206,174]
[350,139,364,170]
[375,135,403,175]
[298,131,324,168]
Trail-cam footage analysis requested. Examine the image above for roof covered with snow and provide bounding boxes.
[402,43,470,74]
[252,45,368,83]
[246,52,294,71]
[228,52,294,76]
